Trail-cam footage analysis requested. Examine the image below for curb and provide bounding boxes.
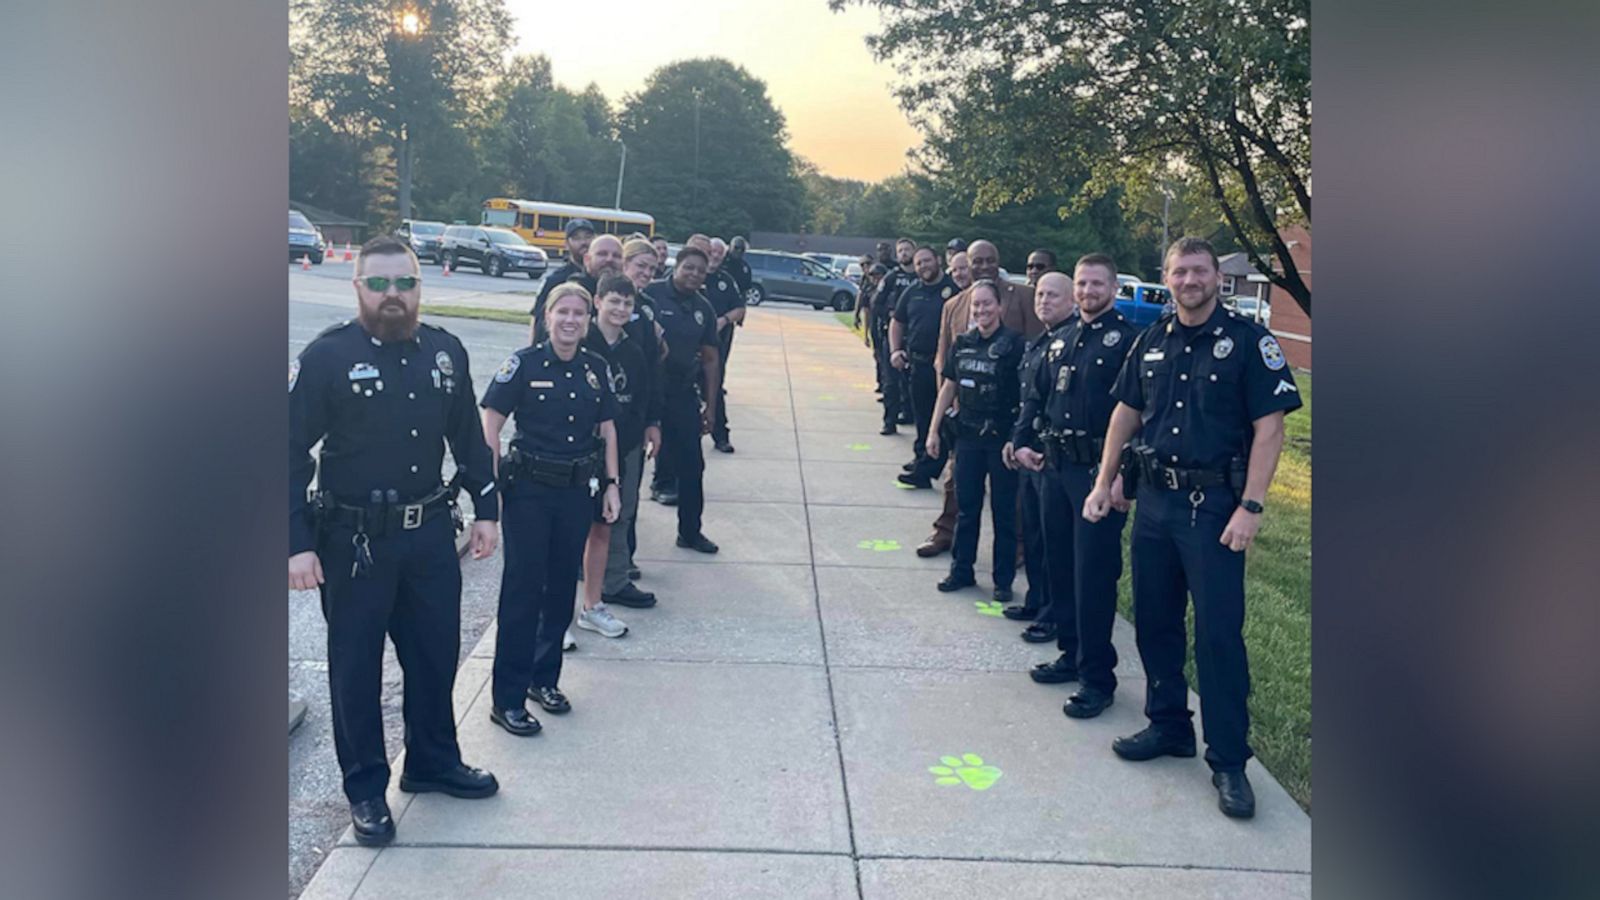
[289,693,308,734]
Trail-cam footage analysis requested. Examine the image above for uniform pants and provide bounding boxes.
[874,322,902,427]
[602,445,645,594]
[712,327,735,444]
[660,389,707,539]
[317,514,463,803]
[1041,462,1126,693]
[1131,484,1252,772]
[1019,468,1051,614]
[492,481,592,709]
[950,436,1018,587]
[908,360,947,481]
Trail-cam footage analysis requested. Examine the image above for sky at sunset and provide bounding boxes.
[505,0,921,183]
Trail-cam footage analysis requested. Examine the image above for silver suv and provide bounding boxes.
[744,250,860,311]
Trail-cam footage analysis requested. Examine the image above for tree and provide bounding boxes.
[831,0,1312,316]
[617,59,805,238]
[480,56,621,209]
[290,0,514,228]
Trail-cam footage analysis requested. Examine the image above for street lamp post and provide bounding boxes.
[614,140,627,209]
[395,10,423,223]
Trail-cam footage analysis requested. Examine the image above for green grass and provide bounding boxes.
[1113,371,1312,812]
[420,304,529,325]
[835,311,864,336]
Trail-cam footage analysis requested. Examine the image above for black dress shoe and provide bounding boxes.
[992,588,1014,604]
[1001,604,1036,621]
[900,461,916,473]
[937,572,976,592]
[1029,653,1079,683]
[400,764,499,799]
[1021,622,1057,643]
[350,797,395,847]
[1063,688,1115,719]
[1112,726,1198,761]
[1213,771,1256,818]
[676,533,719,553]
[880,423,897,436]
[603,583,657,608]
[713,439,735,453]
[655,489,679,506]
[898,413,914,425]
[626,565,641,581]
[897,473,932,489]
[528,685,571,714]
[915,537,951,558]
[489,706,542,737]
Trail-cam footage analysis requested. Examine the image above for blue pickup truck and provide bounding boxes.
[1114,282,1172,329]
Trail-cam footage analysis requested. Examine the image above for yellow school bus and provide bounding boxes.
[480,198,655,257]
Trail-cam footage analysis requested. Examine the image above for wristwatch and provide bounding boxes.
[1240,499,1264,514]
[600,476,618,488]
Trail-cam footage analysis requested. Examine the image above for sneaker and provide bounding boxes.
[577,603,629,638]
[562,629,577,651]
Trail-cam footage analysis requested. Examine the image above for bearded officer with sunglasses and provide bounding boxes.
[290,235,502,847]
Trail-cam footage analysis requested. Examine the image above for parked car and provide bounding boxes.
[289,210,323,264]
[1114,282,1173,329]
[396,219,447,263]
[1223,295,1272,329]
[804,252,861,276]
[439,225,548,278]
[744,250,860,310]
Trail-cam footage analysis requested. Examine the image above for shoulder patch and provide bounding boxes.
[494,355,521,383]
[1258,335,1286,370]
[1102,330,1122,347]
[940,285,953,299]
[288,358,300,393]
[434,350,454,376]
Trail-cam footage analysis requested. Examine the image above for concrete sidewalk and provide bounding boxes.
[299,309,1311,899]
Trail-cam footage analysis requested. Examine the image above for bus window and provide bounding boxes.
[482,207,516,227]
[538,214,565,233]
[520,213,535,229]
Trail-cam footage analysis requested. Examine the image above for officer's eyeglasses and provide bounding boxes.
[360,275,420,292]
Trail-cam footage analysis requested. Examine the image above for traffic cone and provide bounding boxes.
[343,243,353,262]
[301,254,311,270]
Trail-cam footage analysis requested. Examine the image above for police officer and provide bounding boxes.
[651,235,671,279]
[1012,261,1137,716]
[289,235,501,847]
[944,237,967,271]
[642,244,722,554]
[926,279,1024,597]
[999,269,1076,640]
[530,218,596,318]
[890,245,958,488]
[1023,248,1058,286]
[872,238,918,435]
[530,234,623,344]
[724,235,755,298]
[1084,237,1302,819]
[705,237,747,454]
[481,282,622,735]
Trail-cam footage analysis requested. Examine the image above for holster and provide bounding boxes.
[1043,430,1104,468]
[1119,445,1140,499]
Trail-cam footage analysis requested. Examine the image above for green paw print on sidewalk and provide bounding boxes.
[929,754,1003,791]
[817,394,838,401]
[857,539,900,552]
[846,442,872,451]
[974,600,1006,617]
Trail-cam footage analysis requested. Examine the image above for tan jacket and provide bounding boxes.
[935,280,1043,377]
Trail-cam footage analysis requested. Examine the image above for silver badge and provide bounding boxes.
[642,305,655,321]
[586,368,601,390]
[1103,330,1123,348]
[693,309,705,325]
[435,350,454,376]
[494,355,520,384]
[941,286,952,299]
[288,359,300,392]
[1258,335,1285,370]
[1213,336,1234,359]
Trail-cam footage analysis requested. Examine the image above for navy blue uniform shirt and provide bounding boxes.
[723,254,753,296]
[894,275,958,357]
[871,266,916,321]
[480,341,617,461]
[289,320,498,554]
[642,278,719,394]
[942,325,1024,436]
[1111,303,1302,471]
[703,267,746,319]
[529,260,585,317]
[1016,310,1138,447]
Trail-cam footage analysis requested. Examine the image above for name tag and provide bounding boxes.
[959,378,976,388]
[1142,350,1165,362]
[528,380,555,388]
[348,363,379,380]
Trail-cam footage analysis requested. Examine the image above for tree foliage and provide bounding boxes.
[617,59,805,238]
[830,0,1312,315]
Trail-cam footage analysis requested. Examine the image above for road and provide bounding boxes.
[287,260,537,898]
